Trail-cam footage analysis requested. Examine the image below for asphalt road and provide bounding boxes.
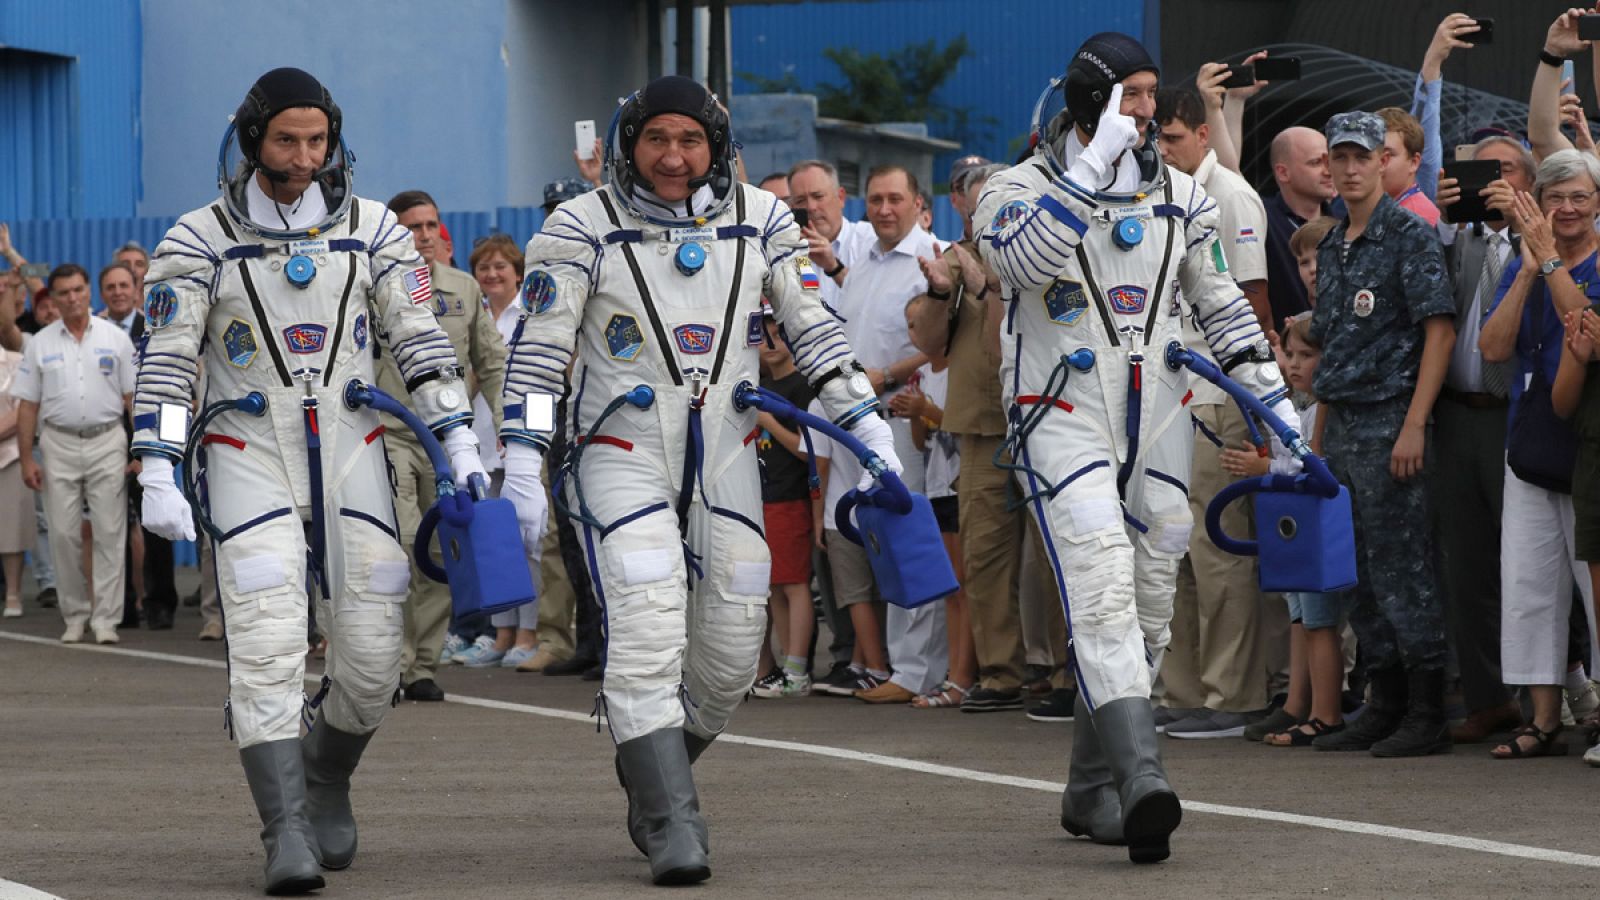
[3,598,1598,900]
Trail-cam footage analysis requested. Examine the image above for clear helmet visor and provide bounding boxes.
[216,121,355,240]
[602,92,737,227]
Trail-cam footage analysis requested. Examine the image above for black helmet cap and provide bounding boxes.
[1065,33,1158,134]
[234,67,343,168]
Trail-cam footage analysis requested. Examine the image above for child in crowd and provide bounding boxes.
[1224,314,1350,746]
[1242,216,1340,742]
[752,313,820,698]
[1551,304,1600,766]
[891,294,975,708]
[808,396,892,697]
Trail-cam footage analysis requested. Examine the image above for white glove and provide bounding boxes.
[849,412,904,492]
[137,456,196,542]
[501,442,548,561]
[1068,83,1140,187]
[443,426,488,489]
[1265,397,1305,476]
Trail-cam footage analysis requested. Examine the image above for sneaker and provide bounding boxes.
[501,646,539,668]
[197,621,224,641]
[60,622,85,643]
[1165,708,1258,740]
[3,604,21,618]
[456,636,506,668]
[35,587,57,609]
[440,633,468,665]
[1153,705,1203,733]
[1567,679,1600,722]
[960,686,1025,713]
[751,670,812,698]
[92,626,120,645]
[838,671,889,696]
[1585,742,1600,768]
[816,663,868,697]
[1027,688,1077,722]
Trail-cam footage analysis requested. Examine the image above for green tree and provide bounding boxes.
[738,37,990,149]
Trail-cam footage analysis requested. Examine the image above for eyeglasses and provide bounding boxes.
[1543,191,1598,207]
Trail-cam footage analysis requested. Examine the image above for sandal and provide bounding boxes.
[1490,723,1568,759]
[1265,717,1344,747]
[912,680,971,709]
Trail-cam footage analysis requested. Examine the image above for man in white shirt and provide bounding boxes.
[1152,87,1280,739]
[833,163,946,704]
[12,263,136,644]
[787,160,873,315]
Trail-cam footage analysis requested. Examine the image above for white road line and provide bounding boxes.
[8,630,1600,870]
[0,876,67,899]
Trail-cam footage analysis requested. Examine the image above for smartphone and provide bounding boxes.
[1222,65,1256,89]
[1462,17,1494,45]
[791,207,809,229]
[1252,56,1302,81]
[574,120,597,160]
[1580,14,1600,42]
[1443,159,1504,224]
[1454,143,1476,162]
[1564,59,1577,90]
[19,262,47,279]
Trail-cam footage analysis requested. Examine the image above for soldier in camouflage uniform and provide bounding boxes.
[1307,112,1456,757]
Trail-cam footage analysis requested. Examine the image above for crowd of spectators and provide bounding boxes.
[7,9,1600,769]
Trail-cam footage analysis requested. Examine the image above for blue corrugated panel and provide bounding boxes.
[731,0,1146,175]
[0,0,141,219]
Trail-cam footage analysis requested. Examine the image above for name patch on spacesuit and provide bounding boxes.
[222,319,258,369]
[668,226,716,243]
[353,313,368,351]
[1107,285,1147,315]
[523,270,558,315]
[1043,278,1089,327]
[144,284,179,329]
[674,323,715,355]
[605,314,645,362]
[747,311,765,346]
[283,323,328,354]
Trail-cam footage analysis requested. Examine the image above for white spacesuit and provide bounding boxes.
[975,35,1295,865]
[133,68,482,894]
[498,75,897,885]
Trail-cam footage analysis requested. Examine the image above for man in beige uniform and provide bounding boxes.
[13,264,136,644]
[380,190,507,702]
[1153,88,1283,739]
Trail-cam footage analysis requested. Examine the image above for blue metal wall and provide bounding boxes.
[0,0,141,219]
[730,0,1148,177]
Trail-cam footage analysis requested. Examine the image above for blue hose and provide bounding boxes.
[181,392,268,543]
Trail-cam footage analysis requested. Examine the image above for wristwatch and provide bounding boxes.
[883,372,900,393]
[1540,256,1565,277]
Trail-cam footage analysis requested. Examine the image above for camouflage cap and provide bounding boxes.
[1324,111,1385,152]
[543,177,592,208]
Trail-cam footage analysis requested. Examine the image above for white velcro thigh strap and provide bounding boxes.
[730,560,771,597]
[368,558,412,596]
[232,554,288,594]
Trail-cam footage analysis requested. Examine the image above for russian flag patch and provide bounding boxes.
[796,256,821,291]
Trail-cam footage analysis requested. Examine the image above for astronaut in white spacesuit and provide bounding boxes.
[133,68,484,894]
[974,34,1296,864]
[497,75,899,885]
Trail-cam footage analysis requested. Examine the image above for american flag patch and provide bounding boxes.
[403,266,433,305]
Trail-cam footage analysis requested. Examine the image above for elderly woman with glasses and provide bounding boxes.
[1478,148,1600,759]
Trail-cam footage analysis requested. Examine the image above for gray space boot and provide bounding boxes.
[301,713,375,870]
[615,728,712,885]
[1093,697,1183,864]
[1061,692,1124,844]
[239,740,326,896]
[621,730,716,856]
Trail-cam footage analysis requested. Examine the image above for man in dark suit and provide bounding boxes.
[1431,135,1532,742]
[99,260,181,630]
